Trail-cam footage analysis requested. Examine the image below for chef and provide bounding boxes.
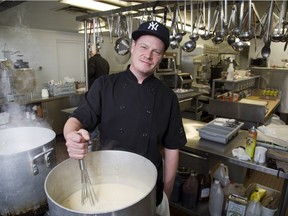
[63,20,187,216]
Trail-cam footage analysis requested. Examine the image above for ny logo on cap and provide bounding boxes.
[148,22,159,31]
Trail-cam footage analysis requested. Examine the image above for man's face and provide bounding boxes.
[130,35,165,77]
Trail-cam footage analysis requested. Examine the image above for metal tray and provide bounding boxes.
[197,118,244,144]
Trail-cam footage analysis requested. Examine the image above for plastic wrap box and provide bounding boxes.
[197,118,244,144]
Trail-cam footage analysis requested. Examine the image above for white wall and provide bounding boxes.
[248,38,288,68]
[0,25,130,94]
[0,26,84,92]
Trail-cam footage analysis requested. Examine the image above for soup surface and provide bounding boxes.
[61,182,146,212]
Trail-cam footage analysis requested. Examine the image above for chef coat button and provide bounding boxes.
[142,132,148,137]
[121,82,128,88]
[119,129,124,134]
[120,105,125,110]
[149,88,155,93]
[146,110,151,114]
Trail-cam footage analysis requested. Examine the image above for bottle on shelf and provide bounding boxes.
[170,172,183,203]
[182,171,199,209]
[209,179,224,216]
[222,175,230,188]
[212,163,229,187]
[245,126,257,159]
[226,58,234,81]
[197,173,211,202]
[246,200,261,216]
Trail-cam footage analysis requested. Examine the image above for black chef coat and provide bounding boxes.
[72,69,187,205]
[88,53,110,89]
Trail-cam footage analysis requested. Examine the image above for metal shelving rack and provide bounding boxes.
[211,76,260,99]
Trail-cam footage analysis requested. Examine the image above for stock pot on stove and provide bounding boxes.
[0,127,56,215]
[45,150,157,216]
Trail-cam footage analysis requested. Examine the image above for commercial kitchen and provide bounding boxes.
[0,1,288,216]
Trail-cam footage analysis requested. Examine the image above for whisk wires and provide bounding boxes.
[79,158,98,205]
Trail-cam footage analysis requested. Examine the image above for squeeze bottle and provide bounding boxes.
[226,58,234,81]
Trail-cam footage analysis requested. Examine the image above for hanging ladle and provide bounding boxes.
[238,0,253,42]
[169,3,179,49]
[201,1,213,40]
[175,5,184,43]
[107,15,114,43]
[231,40,249,51]
[189,1,201,41]
[227,4,237,45]
[212,2,224,44]
[176,2,187,41]
[231,0,248,51]
[261,0,274,58]
[182,0,196,52]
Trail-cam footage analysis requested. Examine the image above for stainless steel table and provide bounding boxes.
[180,118,288,216]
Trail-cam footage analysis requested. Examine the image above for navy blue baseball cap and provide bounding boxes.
[132,21,170,51]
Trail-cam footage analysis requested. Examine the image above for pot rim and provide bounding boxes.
[0,126,56,156]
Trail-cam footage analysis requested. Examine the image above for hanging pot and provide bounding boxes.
[114,13,130,56]
[45,150,157,216]
[0,127,56,215]
[114,37,130,56]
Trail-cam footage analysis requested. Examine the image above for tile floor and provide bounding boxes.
[54,135,287,216]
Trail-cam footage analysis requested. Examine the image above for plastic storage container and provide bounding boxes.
[197,118,244,144]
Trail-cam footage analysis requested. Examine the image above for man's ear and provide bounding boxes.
[130,40,136,53]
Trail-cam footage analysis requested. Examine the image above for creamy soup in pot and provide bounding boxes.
[61,182,146,212]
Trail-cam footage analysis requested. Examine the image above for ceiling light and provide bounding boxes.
[60,0,119,11]
[78,28,109,34]
[101,0,140,7]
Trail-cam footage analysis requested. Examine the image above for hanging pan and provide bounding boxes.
[114,13,130,56]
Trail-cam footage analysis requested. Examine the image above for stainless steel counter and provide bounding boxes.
[181,118,288,216]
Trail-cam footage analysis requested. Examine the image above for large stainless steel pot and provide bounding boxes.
[0,126,56,215]
[45,150,157,216]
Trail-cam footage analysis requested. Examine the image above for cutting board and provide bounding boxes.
[238,98,268,106]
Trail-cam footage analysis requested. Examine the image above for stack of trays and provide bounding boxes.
[197,118,244,144]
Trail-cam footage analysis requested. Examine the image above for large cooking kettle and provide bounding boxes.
[45,150,157,216]
[0,126,56,215]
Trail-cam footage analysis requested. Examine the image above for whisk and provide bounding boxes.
[79,158,97,205]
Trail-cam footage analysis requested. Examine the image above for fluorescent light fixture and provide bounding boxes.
[101,0,140,7]
[60,0,119,11]
[78,28,109,33]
